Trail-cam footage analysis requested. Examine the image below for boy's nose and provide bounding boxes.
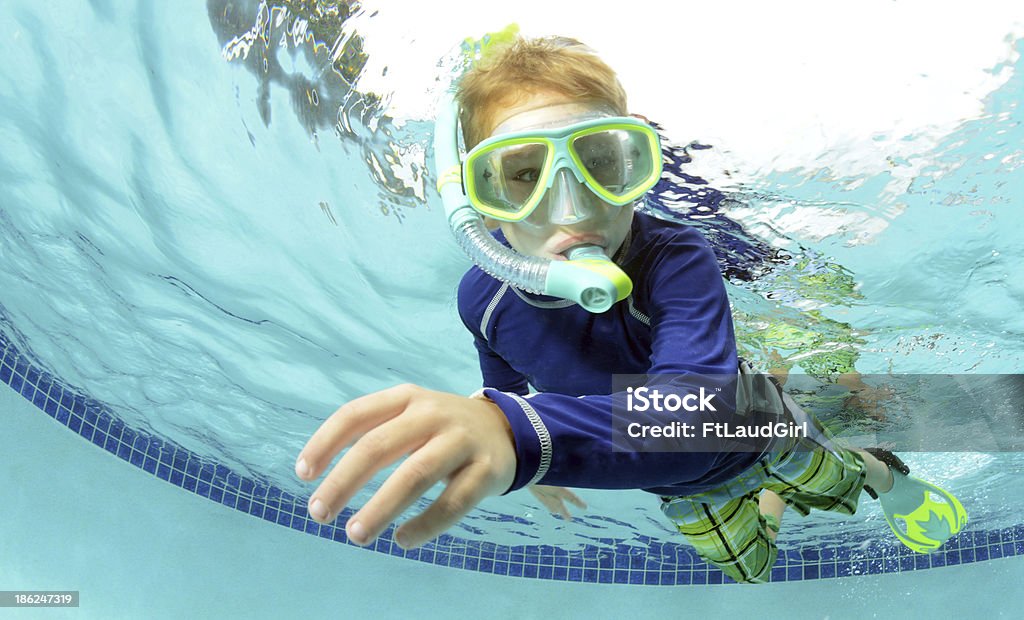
[546,168,597,225]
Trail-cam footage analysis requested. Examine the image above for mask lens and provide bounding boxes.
[468,141,550,218]
[572,128,657,199]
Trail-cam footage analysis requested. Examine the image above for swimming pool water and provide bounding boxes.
[2,0,1023,613]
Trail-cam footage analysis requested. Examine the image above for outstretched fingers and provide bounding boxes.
[296,384,418,481]
[344,434,471,545]
[303,390,438,524]
[394,464,495,550]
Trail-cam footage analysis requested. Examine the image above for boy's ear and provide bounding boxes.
[629,112,652,124]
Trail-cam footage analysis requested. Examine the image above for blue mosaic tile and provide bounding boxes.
[55,404,72,426]
[298,518,316,536]
[82,403,101,425]
[801,548,820,562]
[32,387,47,409]
[129,449,145,468]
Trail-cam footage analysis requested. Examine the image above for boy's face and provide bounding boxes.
[483,92,635,262]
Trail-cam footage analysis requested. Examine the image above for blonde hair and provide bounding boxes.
[456,36,628,149]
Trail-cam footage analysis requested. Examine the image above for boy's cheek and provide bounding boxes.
[499,223,551,259]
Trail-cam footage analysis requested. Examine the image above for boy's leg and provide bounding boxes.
[852,448,894,493]
[762,437,868,517]
[759,378,871,516]
[661,493,778,584]
[758,489,785,541]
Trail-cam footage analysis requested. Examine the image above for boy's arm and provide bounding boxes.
[471,334,530,395]
[458,277,530,395]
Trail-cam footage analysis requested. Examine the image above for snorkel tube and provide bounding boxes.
[434,94,632,313]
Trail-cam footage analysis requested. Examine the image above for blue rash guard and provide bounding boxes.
[458,210,767,497]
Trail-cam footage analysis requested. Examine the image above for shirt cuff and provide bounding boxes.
[482,388,552,493]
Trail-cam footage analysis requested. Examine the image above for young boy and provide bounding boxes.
[296,34,965,583]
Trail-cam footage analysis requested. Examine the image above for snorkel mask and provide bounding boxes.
[434,27,663,313]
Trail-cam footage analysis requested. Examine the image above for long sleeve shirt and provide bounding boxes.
[457,211,767,496]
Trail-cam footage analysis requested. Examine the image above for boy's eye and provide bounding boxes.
[512,168,541,183]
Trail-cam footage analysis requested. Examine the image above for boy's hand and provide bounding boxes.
[529,485,587,520]
[294,384,516,550]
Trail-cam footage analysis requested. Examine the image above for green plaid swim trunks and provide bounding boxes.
[659,370,868,584]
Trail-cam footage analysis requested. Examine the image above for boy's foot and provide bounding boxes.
[860,448,969,553]
[860,448,902,498]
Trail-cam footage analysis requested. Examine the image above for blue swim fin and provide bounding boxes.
[863,449,969,553]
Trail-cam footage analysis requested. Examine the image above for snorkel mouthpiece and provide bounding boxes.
[558,245,632,312]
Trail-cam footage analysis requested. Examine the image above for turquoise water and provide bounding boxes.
[2,0,1023,616]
